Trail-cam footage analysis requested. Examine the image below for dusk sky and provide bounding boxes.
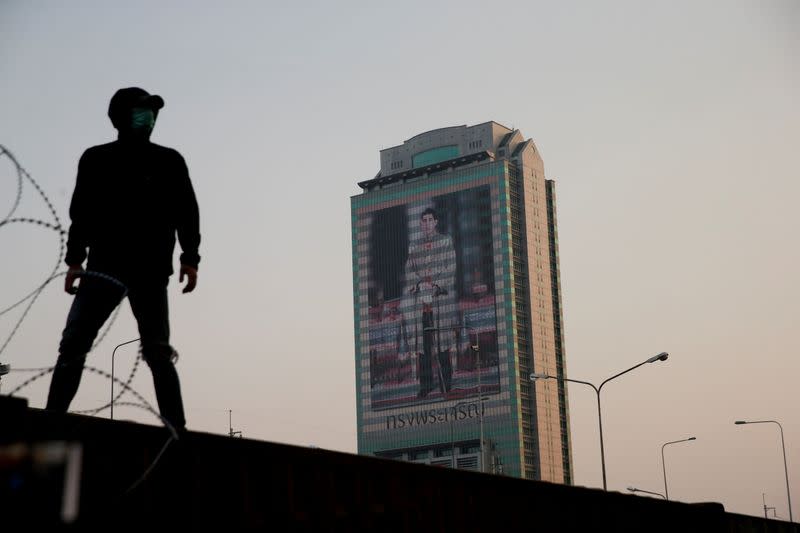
[1,0,797,520]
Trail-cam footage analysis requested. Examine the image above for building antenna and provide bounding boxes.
[228,409,242,438]
[763,493,776,519]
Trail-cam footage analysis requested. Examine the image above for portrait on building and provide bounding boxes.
[363,185,501,410]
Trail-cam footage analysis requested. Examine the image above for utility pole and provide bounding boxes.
[472,330,485,473]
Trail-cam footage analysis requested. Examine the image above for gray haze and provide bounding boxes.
[1,0,797,520]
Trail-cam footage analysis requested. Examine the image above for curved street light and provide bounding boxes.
[530,352,669,490]
[627,486,666,499]
[735,420,793,522]
[110,338,140,420]
[662,436,696,500]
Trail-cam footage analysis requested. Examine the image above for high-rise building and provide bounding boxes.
[351,122,572,482]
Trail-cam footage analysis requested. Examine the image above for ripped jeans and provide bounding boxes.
[46,275,186,429]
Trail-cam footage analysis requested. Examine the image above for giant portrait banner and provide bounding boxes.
[358,185,501,412]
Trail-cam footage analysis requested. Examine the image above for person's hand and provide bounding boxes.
[179,264,198,293]
[64,264,84,295]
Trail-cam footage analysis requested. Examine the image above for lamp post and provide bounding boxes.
[661,436,696,500]
[530,352,669,490]
[627,486,666,499]
[735,419,793,522]
[449,400,478,469]
[110,338,140,420]
[469,327,484,473]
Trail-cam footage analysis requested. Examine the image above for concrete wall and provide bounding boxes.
[2,398,796,531]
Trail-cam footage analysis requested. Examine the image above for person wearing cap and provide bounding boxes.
[45,87,201,430]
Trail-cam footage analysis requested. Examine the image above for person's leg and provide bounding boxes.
[438,348,453,393]
[419,310,434,397]
[128,280,186,429]
[432,297,451,394]
[46,277,123,411]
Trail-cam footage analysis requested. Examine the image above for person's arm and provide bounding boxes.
[64,151,92,294]
[173,151,200,293]
[405,243,421,293]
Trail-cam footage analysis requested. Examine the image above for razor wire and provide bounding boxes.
[6,362,160,426]
[9,341,146,417]
[0,144,155,423]
[119,432,176,496]
[1,145,186,508]
[74,344,143,416]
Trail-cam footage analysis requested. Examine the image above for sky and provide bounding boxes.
[1,0,798,521]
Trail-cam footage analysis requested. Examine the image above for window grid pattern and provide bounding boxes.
[353,161,525,477]
[509,165,538,480]
[546,179,573,483]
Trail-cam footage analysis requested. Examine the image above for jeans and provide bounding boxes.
[46,275,186,429]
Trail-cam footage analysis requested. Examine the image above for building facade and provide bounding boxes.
[351,122,572,482]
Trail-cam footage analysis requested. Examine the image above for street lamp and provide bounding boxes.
[468,327,484,473]
[735,419,793,522]
[449,399,485,469]
[530,351,668,490]
[661,436,696,500]
[627,486,666,499]
[110,338,140,420]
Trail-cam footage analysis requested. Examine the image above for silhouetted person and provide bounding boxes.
[45,87,201,430]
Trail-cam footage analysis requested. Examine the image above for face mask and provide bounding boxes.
[131,108,155,132]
